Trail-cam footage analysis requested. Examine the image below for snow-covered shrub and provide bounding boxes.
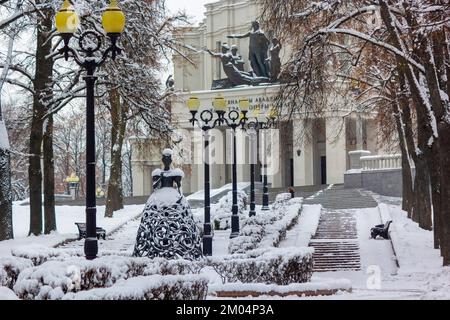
[228,212,278,254]
[11,254,208,300]
[62,275,209,300]
[13,256,152,300]
[0,257,34,289]
[261,198,303,248]
[228,197,303,254]
[0,287,19,300]
[272,193,293,211]
[208,247,314,285]
[11,246,85,266]
[144,258,205,276]
[212,190,248,230]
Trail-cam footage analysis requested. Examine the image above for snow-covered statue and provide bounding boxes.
[133,149,202,260]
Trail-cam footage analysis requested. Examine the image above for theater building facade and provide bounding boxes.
[131,0,393,196]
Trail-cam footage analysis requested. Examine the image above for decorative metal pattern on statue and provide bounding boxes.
[133,149,202,260]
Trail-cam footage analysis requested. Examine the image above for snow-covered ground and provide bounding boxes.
[1,192,450,300]
[304,203,449,300]
[0,202,144,257]
[186,182,250,201]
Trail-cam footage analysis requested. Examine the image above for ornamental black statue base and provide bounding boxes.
[132,149,202,260]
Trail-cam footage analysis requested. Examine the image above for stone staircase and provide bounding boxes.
[304,185,378,209]
[309,209,362,272]
[303,185,376,273]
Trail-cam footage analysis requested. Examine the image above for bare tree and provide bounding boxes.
[261,0,450,265]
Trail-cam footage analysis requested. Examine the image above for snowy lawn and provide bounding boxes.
[186,182,250,201]
[0,203,144,257]
[378,203,449,299]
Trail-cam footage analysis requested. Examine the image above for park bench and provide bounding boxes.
[370,220,392,240]
[75,223,106,240]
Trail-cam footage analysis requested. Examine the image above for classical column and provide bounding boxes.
[349,113,371,170]
[325,117,347,185]
[293,119,314,186]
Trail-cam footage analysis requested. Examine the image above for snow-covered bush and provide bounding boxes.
[228,197,303,254]
[0,257,34,289]
[228,212,278,254]
[212,190,248,230]
[144,258,205,276]
[208,247,314,285]
[11,254,207,300]
[13,256,152,300]
[62,275,209,300]
[272,193,293,211]
[11,246,85,266]
[261,198,303,248]
[0,287,19,300]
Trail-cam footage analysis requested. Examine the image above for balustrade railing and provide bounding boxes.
[360,154,402,170]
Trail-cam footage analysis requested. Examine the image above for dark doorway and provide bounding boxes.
[290,158,294,187]
[321,156,327,185]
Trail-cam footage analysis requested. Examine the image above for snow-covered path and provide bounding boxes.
[313,207,400,296]
[279,204,321,248]
[59,216,141,255]
[277,188,428,299]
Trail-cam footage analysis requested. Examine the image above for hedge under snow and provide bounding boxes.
[208,247,314,285]
[62,275,208,300]
[11,255,207,300]
[228,195,303,254]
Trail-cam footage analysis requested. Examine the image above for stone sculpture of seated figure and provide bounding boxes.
[133,149,202,260]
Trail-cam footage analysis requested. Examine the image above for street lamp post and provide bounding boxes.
[188,95,248,249]
[55,0,126,260]
[257,109,278,211]
[246,120,257,217]
[223,98,249,238]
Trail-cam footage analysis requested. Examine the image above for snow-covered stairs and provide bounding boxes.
[304,185,378,209]
[310,209,361,272]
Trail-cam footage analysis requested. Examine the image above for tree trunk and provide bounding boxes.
[0,141,14,241]
[43,115,56,234]
[393,103,413,214]
[439,121,450,265]
[413,158,432,230]
[105,89,126,218]
[398,74,417,220]
[29,8,54,236]
[379,1,435,230]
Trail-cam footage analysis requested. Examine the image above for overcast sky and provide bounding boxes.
[166,0,214,24]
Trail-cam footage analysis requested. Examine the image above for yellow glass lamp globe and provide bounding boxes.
[213,95,227,112]
[239,98,250,112]
[187,96,200,112]
[55,0,80,34]
[102,0,126,34]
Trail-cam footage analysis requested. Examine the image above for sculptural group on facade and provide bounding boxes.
[205,21,282,89]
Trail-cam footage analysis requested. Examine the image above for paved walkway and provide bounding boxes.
[59,217,141,254]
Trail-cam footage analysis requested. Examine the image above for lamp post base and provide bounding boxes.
[84,238,98,260]
[230,214,240,239]
[230,232,239,239]
[202,235,212,256]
